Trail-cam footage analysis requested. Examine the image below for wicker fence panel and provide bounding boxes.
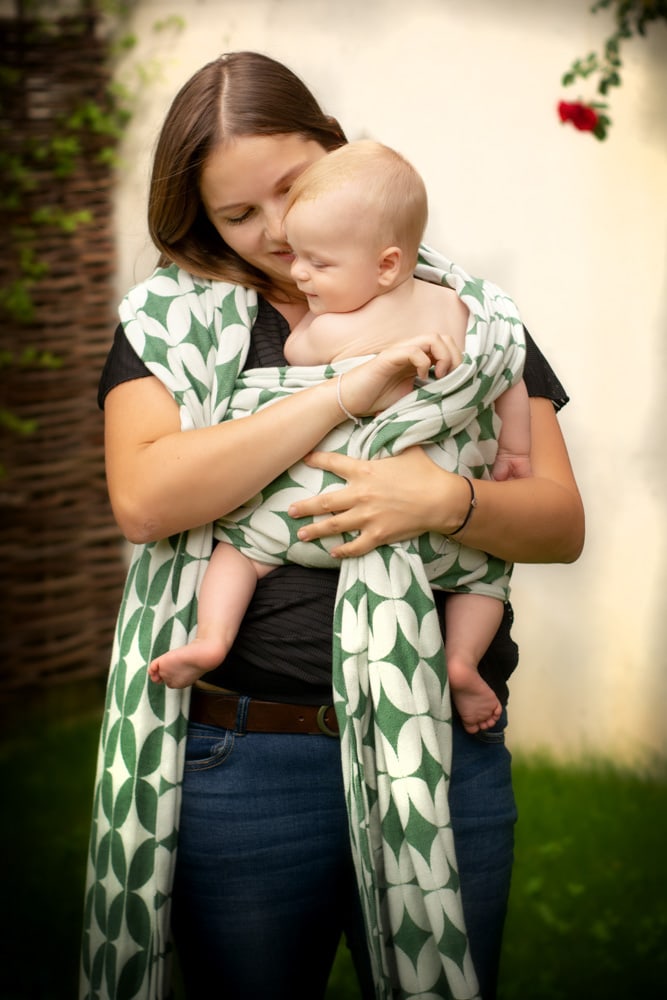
[0,15,127,691]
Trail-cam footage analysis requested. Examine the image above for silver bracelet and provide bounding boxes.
[336,373,362,426]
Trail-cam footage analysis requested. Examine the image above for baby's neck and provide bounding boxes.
[379,271,418,303]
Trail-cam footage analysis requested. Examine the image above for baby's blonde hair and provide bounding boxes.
[285,139,427,266]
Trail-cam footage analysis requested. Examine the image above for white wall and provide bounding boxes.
[111,0,667,765]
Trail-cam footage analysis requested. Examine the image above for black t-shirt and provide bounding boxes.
[99,295,569,706]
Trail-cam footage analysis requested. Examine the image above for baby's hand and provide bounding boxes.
[342,333,462,416]
[492,451,533,481]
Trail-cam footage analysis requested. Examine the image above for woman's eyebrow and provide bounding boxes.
[214,162,312,214]
[214,199,249,214]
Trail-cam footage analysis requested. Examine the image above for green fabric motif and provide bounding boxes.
[80,249,524,999]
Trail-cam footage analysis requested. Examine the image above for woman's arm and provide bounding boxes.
[104,334,459,543]
[105,373,348,544]
[288,396,584,564]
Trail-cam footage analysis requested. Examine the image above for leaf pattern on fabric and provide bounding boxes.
[80,250,524,999]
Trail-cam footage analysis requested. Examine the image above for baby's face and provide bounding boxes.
[285,188,384,315]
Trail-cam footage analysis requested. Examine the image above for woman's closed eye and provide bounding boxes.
[224,208,254,226]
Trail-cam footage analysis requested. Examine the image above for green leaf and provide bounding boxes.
[126,893,152,947]
[123,665,147,716]
[91,938,105,991]
[146,559,174,608]
[93,879,108,936]
[138,607,156,661]
[101,769,115,822]
[116,948,148,998]
[113,777,135,828]
[95,832,111,881]
[104,942,118,998]
[104,718,121,763]
[108,893,125,942]
[127,838,156,890]
[110,828,128,885]
[146,675,166,721]
[137,727,164,777]
[135,778,158,834]
[120,717,137,773]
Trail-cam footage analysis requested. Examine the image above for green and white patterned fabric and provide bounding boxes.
[80,247,524,1000]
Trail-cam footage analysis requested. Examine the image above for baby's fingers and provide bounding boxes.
[431,333,463,377]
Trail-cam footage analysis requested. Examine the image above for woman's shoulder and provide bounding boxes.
[123,262,242,305]
[120,264,258,350]
[523,328,570,409]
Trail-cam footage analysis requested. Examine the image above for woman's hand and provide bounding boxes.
[338,333,462,418]
[288,446,471,558]
[289,397,585,564]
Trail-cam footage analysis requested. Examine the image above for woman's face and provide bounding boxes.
[200,133,327,298]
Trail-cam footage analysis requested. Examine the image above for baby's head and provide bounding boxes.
[284,140,428,314]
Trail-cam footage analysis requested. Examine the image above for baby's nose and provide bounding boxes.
[290,258,308,281]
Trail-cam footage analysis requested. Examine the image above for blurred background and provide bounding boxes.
[0,1,665,997]
[111,0,667,767]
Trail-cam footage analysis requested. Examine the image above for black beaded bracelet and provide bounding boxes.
[448,476,477,537]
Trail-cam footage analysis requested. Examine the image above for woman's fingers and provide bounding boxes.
[287,447,448,556]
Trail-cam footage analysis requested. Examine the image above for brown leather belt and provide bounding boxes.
[189,685,339,737]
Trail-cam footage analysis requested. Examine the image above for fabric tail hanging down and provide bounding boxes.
[80,248,523,1000]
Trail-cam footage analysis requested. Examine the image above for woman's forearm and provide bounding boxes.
[449,474,583,564]
[425,396,584,563]
[105,374,345,543]
[105,334,462,544]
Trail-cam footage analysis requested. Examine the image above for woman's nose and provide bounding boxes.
[264,205,286,243]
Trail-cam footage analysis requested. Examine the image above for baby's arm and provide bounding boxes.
[284,312,349,365]
[493,379,533,480]
[285,284,467,368]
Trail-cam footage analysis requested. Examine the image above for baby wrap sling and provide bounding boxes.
[80,247,524,1000]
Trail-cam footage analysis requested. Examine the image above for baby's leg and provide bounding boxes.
[149,543,274,688]
[444,593,504,734]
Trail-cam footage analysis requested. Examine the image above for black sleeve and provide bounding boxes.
[522,326,569,411]
[98,321,570,412]
[97,323,152,409]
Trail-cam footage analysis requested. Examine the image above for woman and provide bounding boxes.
[82,52,584,1000]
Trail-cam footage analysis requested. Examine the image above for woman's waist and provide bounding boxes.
[203,657,333,705]
[190,681,339,735]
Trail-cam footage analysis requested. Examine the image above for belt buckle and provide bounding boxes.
[316,705,338,738]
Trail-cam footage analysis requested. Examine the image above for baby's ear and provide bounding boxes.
[377,246,402,286]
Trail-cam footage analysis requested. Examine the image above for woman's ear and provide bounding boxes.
[377,246,402,287]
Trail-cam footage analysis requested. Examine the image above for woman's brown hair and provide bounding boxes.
[148,51,347,294]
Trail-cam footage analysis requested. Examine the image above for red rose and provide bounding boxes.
[558,100,599,132]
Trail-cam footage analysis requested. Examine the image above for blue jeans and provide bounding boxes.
[171,702,516,1000]
[449,709,518,1000]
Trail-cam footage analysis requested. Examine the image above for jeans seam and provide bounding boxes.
[183,728,235,772]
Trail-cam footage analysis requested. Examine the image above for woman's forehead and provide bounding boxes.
[201,134,326,209]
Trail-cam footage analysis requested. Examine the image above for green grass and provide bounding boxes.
[499,754,667,999]
[1,684,665,999]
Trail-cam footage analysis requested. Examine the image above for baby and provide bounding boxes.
[149,140,531,734]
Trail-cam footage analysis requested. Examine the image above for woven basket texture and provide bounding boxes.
[0,15,127,692]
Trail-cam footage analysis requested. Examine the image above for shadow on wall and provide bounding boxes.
[632,18,667,746]
[643,258,667,742]
[642,25,667,145]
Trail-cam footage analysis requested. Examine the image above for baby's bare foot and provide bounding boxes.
[148,637,228,689]
[447,658,502,735]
